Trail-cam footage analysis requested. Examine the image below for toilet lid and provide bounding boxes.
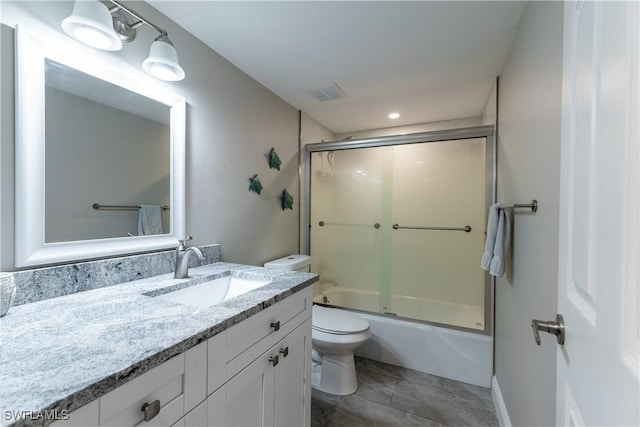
[312,305,370,334]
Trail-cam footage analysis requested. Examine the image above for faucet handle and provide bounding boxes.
[178,235,193,245]
[177,236,193,250]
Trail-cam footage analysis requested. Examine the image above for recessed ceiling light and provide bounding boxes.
[388,112,400,119]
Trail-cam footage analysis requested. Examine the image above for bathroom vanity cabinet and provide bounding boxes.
[52,287,312,427]
[207,320,311,427]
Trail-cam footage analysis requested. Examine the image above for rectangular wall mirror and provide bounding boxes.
[15,26,186,267]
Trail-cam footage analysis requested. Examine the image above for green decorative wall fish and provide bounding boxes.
[281,189,294,210]
[268,148,282,171]
[249,174,263,195]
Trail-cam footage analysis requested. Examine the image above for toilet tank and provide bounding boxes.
[264,254,311,272]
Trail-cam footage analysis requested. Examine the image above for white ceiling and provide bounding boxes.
[147,1,526,134]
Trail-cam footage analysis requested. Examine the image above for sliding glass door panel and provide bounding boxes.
[309,149,383,313]
[389,139,486,329]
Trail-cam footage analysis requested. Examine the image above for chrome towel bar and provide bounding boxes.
[92,203,169,211]
[318,221,381,229]
[498,199,538,213]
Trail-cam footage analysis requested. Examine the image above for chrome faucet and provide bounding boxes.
[174,236,204,279]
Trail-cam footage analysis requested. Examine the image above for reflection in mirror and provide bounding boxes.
[44,60,171,242]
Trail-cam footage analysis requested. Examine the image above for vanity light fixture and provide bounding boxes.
[61,0,185,81]
[142,34,185,81]
[61,0,122,50]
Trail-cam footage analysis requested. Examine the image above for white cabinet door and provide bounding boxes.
[273,319,311,427]
[174,399,208,427]
[208,320,311,427]
[557,1,640,425]
[208,353,272,427]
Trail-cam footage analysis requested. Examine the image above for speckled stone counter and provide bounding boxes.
[0,262,318,427]
[11,244,222,306]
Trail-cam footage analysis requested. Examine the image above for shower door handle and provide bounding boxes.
[318,221,381,229]
[392,223,472,232]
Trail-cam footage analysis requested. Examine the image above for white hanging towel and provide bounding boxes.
[481,203,501,271]
[489,208,512,277]
[138,205,163,235]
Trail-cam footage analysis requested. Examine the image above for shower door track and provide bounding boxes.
[300,125,496,336]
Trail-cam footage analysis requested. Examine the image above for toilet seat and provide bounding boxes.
[312,305,370,334]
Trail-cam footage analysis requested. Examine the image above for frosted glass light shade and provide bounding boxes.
[142,35,185,81]
[61,0,122,51]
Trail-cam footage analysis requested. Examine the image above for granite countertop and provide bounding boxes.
[0,262,318,427]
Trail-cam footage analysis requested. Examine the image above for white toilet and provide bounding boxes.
[264,255,371,395]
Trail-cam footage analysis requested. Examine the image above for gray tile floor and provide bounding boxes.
[311,357,498,427]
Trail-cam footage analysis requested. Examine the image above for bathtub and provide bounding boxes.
[314,286,492,387]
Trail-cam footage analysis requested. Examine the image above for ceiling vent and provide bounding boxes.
[308,83,347,101]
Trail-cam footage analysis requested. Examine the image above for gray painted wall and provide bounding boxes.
[494,2,563,426]
[1,1,300,269]
[300,112,335,146]
[0,24,15,272]
[481,80,497,126]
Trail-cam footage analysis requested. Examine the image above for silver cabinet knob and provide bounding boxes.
[270,321,280,331]
[531,314,565,345]
[279,346,289,358]
[269,355,279,366]
[141,400,161,422]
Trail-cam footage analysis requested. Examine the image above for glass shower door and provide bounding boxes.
[309,148,384,314]
[309,137,488,330]
[388,138,487,329]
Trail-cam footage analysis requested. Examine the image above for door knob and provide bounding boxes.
[531,314,565,345]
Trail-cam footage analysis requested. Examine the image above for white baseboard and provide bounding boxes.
[492,375,512,427]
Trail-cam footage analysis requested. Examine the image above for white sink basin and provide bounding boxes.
[154,276,272,308]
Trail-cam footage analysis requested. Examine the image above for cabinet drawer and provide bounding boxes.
[226,289,311,361]
[100,354,185,426]
[226,289,311,379]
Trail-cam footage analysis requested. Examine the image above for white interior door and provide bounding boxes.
[556,1,639,425]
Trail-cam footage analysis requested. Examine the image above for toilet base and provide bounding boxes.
[311,352,358,395]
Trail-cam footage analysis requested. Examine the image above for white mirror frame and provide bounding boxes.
[15,26,186,267]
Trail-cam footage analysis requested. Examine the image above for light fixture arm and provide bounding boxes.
[106,0,168,37]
